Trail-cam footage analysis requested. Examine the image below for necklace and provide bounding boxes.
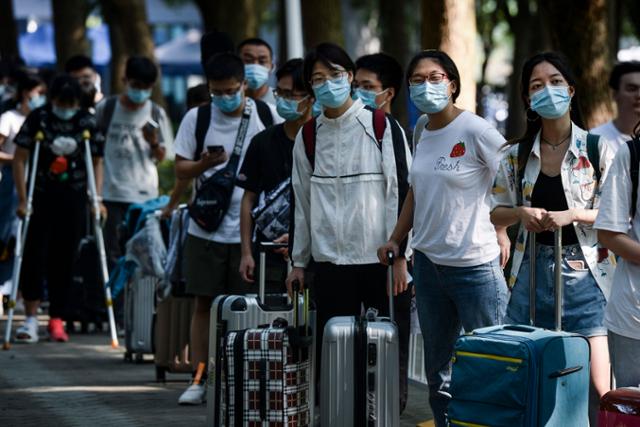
[541,132,571,150]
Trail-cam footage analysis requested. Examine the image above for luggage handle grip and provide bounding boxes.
[549,365,583,379]
[503,324,537,333]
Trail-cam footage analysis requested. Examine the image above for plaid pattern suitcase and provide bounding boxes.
[222,324,312,426]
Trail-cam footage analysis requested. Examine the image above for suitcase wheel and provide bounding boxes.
[124,351,132,362]
[134,353,144,364]
[156,366,166,383]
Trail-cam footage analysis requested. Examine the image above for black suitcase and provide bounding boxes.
[65,235,108,332]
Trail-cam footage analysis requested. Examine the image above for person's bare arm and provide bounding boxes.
[239,190,258,282]
[599,229,640,265]
[12,146,29,217]
[174,152,228,180]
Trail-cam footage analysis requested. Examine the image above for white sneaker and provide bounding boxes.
[178,382,206,405]
[15,316,39,343]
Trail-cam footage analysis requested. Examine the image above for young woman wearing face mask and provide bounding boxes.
[286,43,412,380]
[11,75,105,344]
[0,73,46,290]
[377,50,510,426]
[490,52,615,422]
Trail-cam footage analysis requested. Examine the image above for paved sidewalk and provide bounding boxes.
[0,316,433,426]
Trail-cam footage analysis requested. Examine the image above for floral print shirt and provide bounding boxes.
[491,123,616,299]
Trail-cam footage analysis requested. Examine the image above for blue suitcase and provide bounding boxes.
[448,230,590,427]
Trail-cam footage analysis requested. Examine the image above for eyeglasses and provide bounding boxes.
[273,89,308,100]
[310,70,346,87]
[210,86,242,97]
[408,72,448,86]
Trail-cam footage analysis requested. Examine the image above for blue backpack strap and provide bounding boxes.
[586,133,601,183]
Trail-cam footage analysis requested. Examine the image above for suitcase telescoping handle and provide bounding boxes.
[386,251,396,323]
[258,241,289,303]
[528,229,563,331]
[292,279,310,337]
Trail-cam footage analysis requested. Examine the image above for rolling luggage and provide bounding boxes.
[448,230,590,426]
[220,283,313,426]
[65,235,108,332]
[206,242,316,426]
[124,272,157,362]
[598,387,640,426]
[320,252,400,427]
[154,295,194,381]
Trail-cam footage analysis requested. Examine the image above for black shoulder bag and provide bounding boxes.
[188,102,252,232]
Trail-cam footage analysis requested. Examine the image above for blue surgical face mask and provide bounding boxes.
[28,94,46,110]
[354,88,388,109]
[212,90,243,113]
[127,86,152,104]
[52,105,79,121]
[409,81,451,114]
[276,96,308,121]
[530,85,571,119]
[313,74,351,109]
[245,64,270,90]
[312,100,323,117]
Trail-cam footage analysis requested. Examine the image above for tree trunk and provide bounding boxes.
[301,0,344,50]
[194,0,258,46]
[101,0,163,104]
[540,0,613,128]
[51,0,90,71]
[380,0,409,126]
[421,0,478,112]
[0,0,19,60]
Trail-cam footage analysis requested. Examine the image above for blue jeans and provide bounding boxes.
[609,331,640,388]
[505,243,607,336]
[413,251,508,427]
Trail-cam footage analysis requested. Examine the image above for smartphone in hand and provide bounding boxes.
[143,118,159,134]
[207,145,225,154]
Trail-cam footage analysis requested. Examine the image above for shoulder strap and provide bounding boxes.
[99,97,118,135]
[194,104,211,161]
[627,138,640,218]
[255,99,274,128]
[150,102,161,124]
[413,114,429,153]
[586,133,601,183]
[302,118,317,170]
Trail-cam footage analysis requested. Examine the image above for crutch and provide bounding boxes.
[529,229,563,331]
[82,130,119,348]
[3,131,44,350]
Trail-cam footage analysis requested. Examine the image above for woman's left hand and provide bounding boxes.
[540,209,575,231]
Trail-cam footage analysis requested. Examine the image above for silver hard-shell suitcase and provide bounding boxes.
[206,243,316,426]
[320,252,400,426]
[124,272,156,362]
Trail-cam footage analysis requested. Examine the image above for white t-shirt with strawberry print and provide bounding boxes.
[409,110,506,267]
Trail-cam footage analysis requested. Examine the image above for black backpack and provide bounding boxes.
[193,99,274,160]
[626,138,640,218]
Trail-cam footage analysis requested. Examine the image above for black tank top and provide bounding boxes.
[530,172,579,246]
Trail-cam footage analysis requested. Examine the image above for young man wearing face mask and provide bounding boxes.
[591,61,640,152]
[11,75,105,343]
[237,58,312,290]
[65,55,104,111]
[354,53,402,114]
[173,52,280,405]
[95,56,173,277]
[238,38,277,106]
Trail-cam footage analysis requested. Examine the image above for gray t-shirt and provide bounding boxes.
[97,98,173,203]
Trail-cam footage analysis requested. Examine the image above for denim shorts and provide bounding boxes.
[505,243,607,337]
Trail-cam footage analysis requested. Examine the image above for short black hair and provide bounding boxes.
[200,30,235,70]
[205,52,245,82]
[65,54,95,73]
[186,83,210,109]
[125,56,158,85]
[303,43,355,94]
[609,62,640,90]
[406,50,461,102]
[17,72,44,96]
[355,53,403,104]
[275,58,305,92]
[237,37,273,59]
[49,74,82,105]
